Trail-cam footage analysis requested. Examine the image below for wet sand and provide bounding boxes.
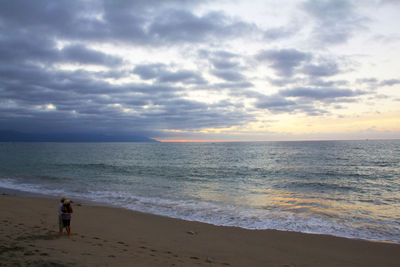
[1,194,399,266]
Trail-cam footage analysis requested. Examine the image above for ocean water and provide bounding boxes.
[1,140,399,243]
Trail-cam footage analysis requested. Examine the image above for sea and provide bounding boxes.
[1,140,399,243]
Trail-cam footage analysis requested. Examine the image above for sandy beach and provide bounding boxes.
[1,194,399,266]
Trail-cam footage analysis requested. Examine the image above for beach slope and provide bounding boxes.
[1,195,399,266]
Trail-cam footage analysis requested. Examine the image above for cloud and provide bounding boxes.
[198,49,242,70]
[379,0,400,5]
[210,59,239,70]
[301,61,340,77]
[263,25,298,40]
[256,49,311,77]
[252,85,367,116]
[254,94,329,116]
[133,64,206,84]
[0,57,251,135]
[132,64,164,80]
[255,95,296,109]
[280,87,364,100]
[0,0,257,46]
[148,9,257,43]
[356,78,379,85]
[0,0,398,140]
[0,30,122,68]
[211,69,246,82]
[356,78,400,87]
[302,0,368,44]
[60,44,123,66]
[380,79,400,86]
[0,0,255,136]
[211,81,254,90]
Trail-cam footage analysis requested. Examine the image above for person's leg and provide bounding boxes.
[65,220,71,236]
[58,215,63,233]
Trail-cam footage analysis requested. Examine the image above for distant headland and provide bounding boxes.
[0,131,158,142]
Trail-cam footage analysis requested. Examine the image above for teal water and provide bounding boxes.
[1,140,399,242]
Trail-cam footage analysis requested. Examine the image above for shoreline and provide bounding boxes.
[1,186,399,245]
[1,194,400,266]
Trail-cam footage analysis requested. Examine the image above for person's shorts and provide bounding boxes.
[62,219,70,227]
[58,215,63,228]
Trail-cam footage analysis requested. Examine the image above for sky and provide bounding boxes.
[0,0,399,142]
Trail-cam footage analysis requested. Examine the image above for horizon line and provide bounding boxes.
[156,138,400,143]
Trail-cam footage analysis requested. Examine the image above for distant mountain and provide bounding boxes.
[0,131,159,142]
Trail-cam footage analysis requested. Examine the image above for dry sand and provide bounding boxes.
[1,194,399,266]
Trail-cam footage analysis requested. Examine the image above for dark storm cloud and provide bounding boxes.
[302,0,368,45]
[133,64,206,84]
[256,49,311,77]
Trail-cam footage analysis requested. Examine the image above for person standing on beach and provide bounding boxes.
[58,197,66,233]
[61,199,73,236]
